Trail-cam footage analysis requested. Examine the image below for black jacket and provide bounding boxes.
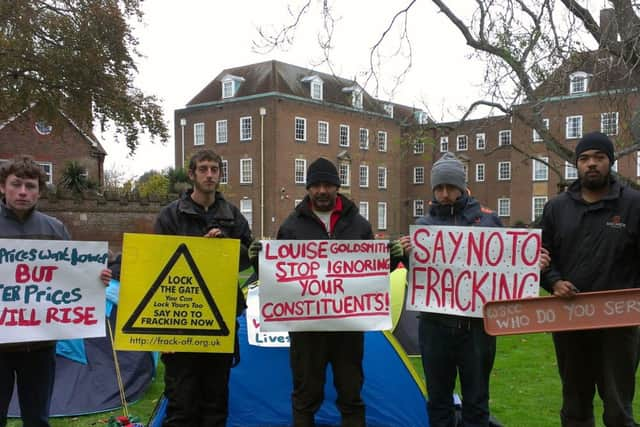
[416,193,502,227]
[541,178,640,293]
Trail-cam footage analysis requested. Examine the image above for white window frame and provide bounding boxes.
[359,128,369,150]
[352,90,363,109]
[222,79,234,99]
[497,198,511,217]
[532,118,549,142]
[383,104,394,118]
[377,131,388,152]
[311,80,323,101]
[339,124,350,147]
[240,116,252,141]
[294,159,307,184]
[359,201,369,221]
[240,199,253,227]
[359,165,369,188]
[566,115,583,139]
[601,112,619,136]
[339,163,350,187]
[413,167,425,184]
[377,202,387,230]
[318,121,329,145]
[440,136,448,152]
[413,200,425,217]
[476,133,486,150]
[569,71,589,94]
[377,166,388,189]
[414,140,425,154]
[498,161,511,181]
[476,163,485,182]
[531,196,547,222]
[220,159,228,184]
[240,158,252,184]
[295,117,307,142]
[565,161,578,180]
[498,130,512,146]
[532,156,549,181]
[216,120,227,144]
[456,135,468,151]
[194,122,205,146]
[38,162,53,185]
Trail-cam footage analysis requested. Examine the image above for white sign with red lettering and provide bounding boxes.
[407,225,541,318]
[259,240,391,332]
[0,239,108,344]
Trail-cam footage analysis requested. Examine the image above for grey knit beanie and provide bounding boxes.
[431,152,466,192]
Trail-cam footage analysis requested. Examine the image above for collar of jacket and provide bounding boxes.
[429,193,481,223]
[567,175,621,203]
[177,189,225,215]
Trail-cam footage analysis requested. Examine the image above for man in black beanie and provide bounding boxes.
[541,131,640,426]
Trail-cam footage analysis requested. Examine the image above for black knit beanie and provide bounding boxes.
[575,131,615,165]
[306,158,341,188]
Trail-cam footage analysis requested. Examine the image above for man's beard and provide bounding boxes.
[580,170,609,190]
[311,194,335,212]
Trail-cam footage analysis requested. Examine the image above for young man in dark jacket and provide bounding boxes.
[154,149,252,427]
[541,132,640,427]
[0,156,111,427]
[415,152,502,427]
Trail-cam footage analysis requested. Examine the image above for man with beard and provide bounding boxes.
[541,132,640,427]
[154,149,252,427]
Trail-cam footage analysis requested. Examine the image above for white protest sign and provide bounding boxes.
[0,239,108,343]
[246,286,290,347]
[407,226,541,318]
[259,240,392,332]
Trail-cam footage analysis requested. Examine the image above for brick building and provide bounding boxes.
[0,108,106,186]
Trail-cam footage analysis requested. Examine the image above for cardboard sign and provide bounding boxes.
[259,240,392,332]
[114,233,240,353]
[246,286,290,347]
[0,239,108,344]
[483,288,640,336]
[407,225,541,318]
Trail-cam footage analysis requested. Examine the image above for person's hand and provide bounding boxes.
[100,268,112,286]
[388,240,404,258]
[204,227,225,238]
[539,247,551,271]
[248,240,262,262]
[552,280,579,298]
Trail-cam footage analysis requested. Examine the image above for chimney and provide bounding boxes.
[599,8,618,49]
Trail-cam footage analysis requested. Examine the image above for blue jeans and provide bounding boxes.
[0,346,56,427]
[419,314,496,427]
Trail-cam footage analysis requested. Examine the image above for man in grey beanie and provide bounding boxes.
[417,152,503,427]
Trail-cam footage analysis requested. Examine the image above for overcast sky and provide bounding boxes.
[99,0,485,180]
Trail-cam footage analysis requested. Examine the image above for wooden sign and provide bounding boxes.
[483,288,640,336]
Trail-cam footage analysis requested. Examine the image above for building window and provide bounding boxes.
[463,164,468,182]
[352,90,363,109]
[359,201,369,220]
[295,159,307,184]
[498,130,511,146]
[240,158,252,184]
[533,157,549,181]
[413,167,424,184]
[413,200,425,217]
[457,135,468,151]
[220,160,228,184]
[415,111,428,124]
[476,163,485,182]
[339,124,350,147]
[38,162,53,184]
[566,115,583,139]
[531,196,547,222]
[377,202,387,230]
[440,136,448,152]
[498,161,511,181]
[339,163,350,187]
[569,71,589,94]
[384,104,394,118]
[295,117,307,141]
[35,121,53,135]
[194,122,205,146]
[359,165,369,188]
[216,120,227,144]
[497,198,511,217]
[294,199,303,208]
[377,167,387,189]
[565,161,578,180]
[377,131,388,152]
[318,121,329,144]
[222,79,234,98]
[533,118,549,142]
[414,140,425,154]
[311,80,323,100]
[601,112,619,136]
[240,199,253,227]
[359,128,369,150]
[240,117,252,141]
[476,133,486,150]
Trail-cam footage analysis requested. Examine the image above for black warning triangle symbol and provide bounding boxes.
[122,243,230,336]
